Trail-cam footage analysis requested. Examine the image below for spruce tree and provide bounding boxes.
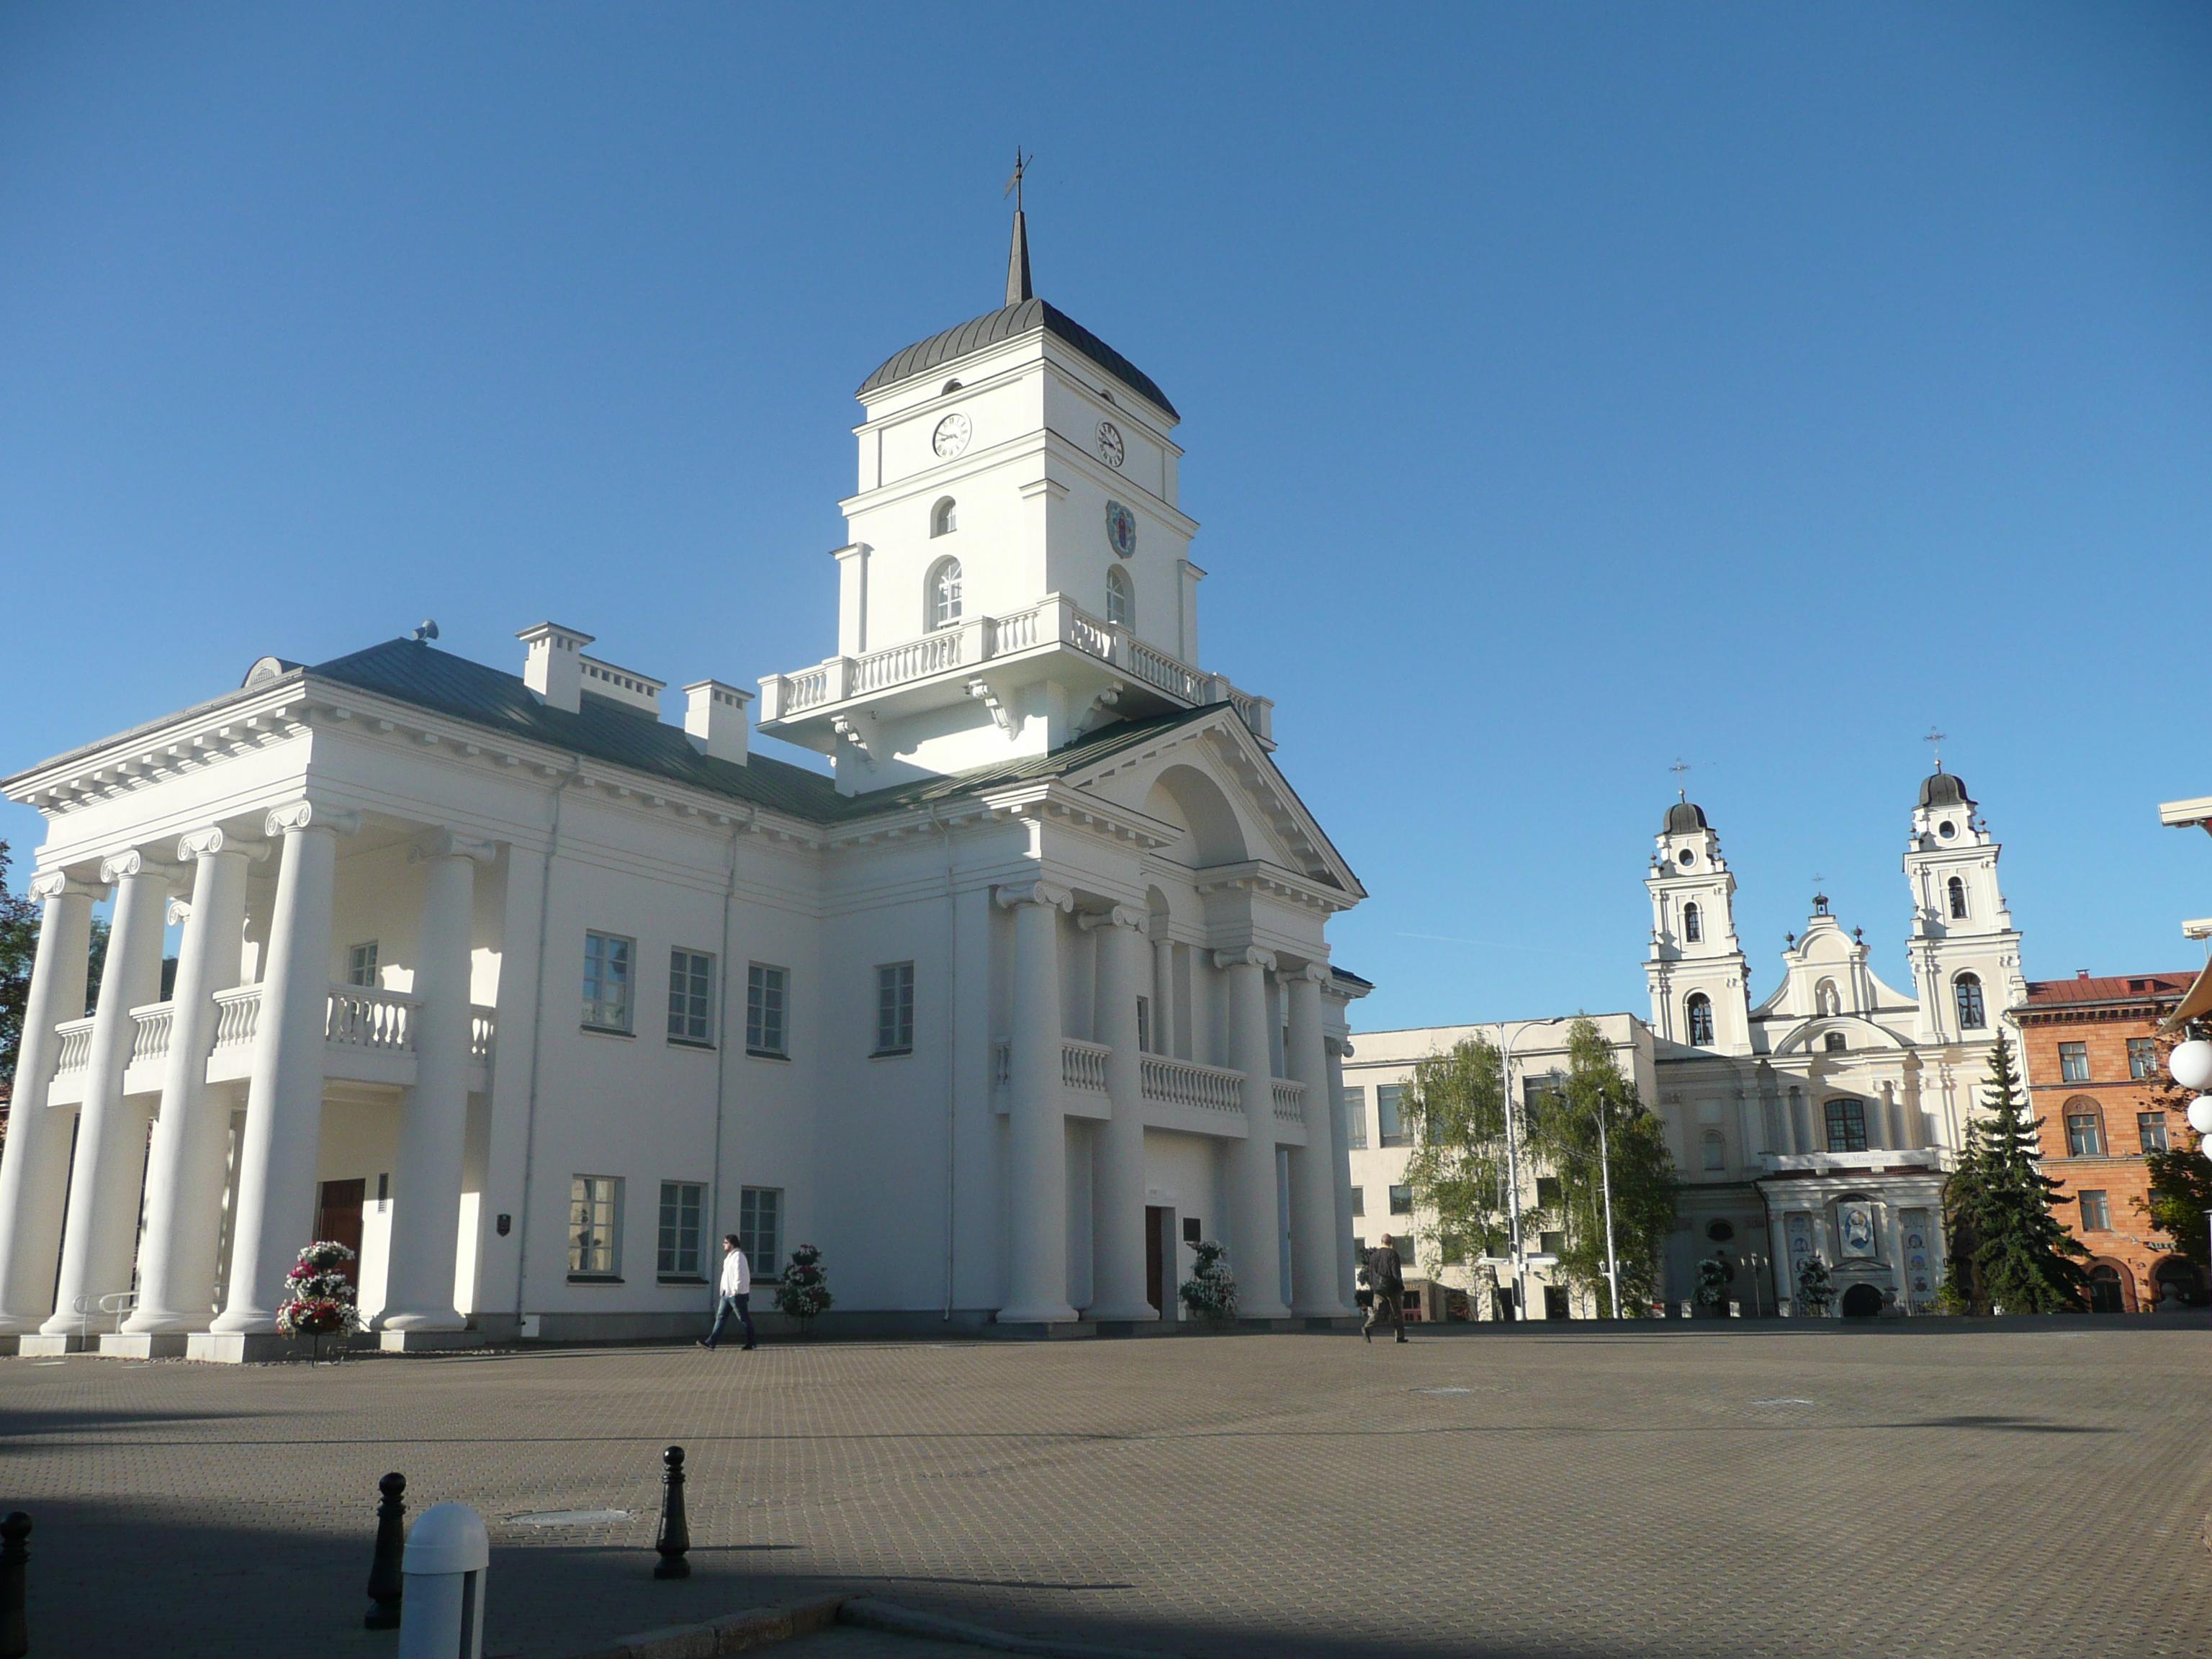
[1938,1117,1988,1313]
[1963,1034,2088,1313]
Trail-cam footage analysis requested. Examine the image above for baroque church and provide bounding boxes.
[1644,765,2026,1313]
[0,207,1367,1359]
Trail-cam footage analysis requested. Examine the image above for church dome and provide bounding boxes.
[858,297,1179,419]
[1917,770,1974,810]
[1663,799,1708,835]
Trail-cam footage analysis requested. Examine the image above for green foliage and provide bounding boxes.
[1395,1035,1515,1277]
[1520,1017,1678,1316]
[1694,1256,1731,1309]
[775,1242,834,1323]
[1939,1116,1987,1311]
[0,840,36,1093]
[1943,1035,2088,1314]
[1178,1238,1238,1323]
[2135,1028,2211,1281]
[1794,1254,1833,1316]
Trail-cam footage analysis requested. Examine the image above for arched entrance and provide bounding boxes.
[2152,1257,2205,1309]
[1839,1282,1884,1319]
[2085,1259,2136,1314]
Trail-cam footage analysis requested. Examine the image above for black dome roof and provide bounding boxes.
[857,297,1177,418]
[1663,799,1708,835]
[1917,770,1974,811]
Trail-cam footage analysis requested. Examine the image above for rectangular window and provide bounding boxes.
[2079,1190,2111,1231]
[1538,1231,1566,1257]
[873,961,914,1056]
[1825,1098,1869,1154]
[2128,1038,2159,1081]
[667,948,715,1046]
[2139,1112,2170,1154]
[1136,996,1152,1056]
[1388,1184,1413,1215]
[746,963,789,1057]
[657,1181,705,1280]
[1350,1187,1365,1217]
[1342,1087,1369,1150]
[2059,1043,2090,1084]
[567,1175,621,1278]
[738,1186,783,1280]
[1377,1085,1411,1148]
[346,941,379,988]
[583,932,634,1033]
[1535,1177,1563,1209]
[2066,1112,2105,1158]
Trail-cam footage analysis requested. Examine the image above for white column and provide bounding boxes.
[997,881,1075,1324]
[42,851,181,1335]
[0,873,102,1334]
[1151,932,1176,1058]
[1286,964,1349,1318]
[1083,907,1153,1321]
[1324,1025,1359,1306]
[1217,948,1287,1320]
[212,801,355,1334]
[379,831,495,1331]
[127,830,261,1333]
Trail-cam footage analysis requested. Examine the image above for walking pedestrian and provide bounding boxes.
[1363,1233,1408,1344]
[696,1234,757,1351]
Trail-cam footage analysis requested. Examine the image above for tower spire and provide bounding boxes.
[1004,148,1033,306]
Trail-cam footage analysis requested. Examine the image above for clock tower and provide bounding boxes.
[757,201,1270,792]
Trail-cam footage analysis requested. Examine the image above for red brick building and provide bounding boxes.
[2016,971,2202,1312]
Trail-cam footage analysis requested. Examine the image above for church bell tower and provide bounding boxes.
[1645,795,1753,1053]
[1901,759,2025,1046]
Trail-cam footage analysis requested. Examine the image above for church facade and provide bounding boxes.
[1645,770,2026,1313]
[0,222,1367,1359]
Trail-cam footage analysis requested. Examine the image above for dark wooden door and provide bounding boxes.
[316,1179,366,1287]
[1144,1206,1167,1316]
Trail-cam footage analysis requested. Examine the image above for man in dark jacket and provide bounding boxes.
[1363,1233,1408,1344]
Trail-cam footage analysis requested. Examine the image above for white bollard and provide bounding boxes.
[397,1501,490,1659]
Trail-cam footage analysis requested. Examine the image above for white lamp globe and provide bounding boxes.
[2170,1038,2212,1094]
[2188,1096,2212,1137]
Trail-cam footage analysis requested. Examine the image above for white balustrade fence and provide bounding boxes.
[128,1002,176,1066]
[1061,1039,1110,1094]
[1270,1079,1306,1123]
[1141,1055,1244,1115]
[211,986,262,1052]
[326,985,419,1053]
[50,1017,96,1078]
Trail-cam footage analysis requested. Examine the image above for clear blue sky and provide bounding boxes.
[3,6,2207,1032]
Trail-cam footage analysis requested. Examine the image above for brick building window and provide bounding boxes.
[2059,1043,2090,1083]
[2128,1038,2159,1081]
[2064,1101,2105,1157]
[2078,1190,2111,1231]
[2139,1112,2170,1154]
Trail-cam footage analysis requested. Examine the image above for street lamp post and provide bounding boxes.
[1596,1087,1622,1319]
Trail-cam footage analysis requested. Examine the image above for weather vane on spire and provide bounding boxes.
[1004,148,1031,212]
[1668,757,1691,800]
[1924,726,1946,772]
[1003,148,1035,305]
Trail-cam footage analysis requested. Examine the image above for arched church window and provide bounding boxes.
[2064,1097,2106,1158]
[1683,902,1702,944]
[1954,973,1987,1031]
[940,379,963,395]
[1824,1098,1869,1153]
[1824,1030,1847,1054]
[926,557,963,631]
[1701,1130,1726,1172]
[1815,979,1840,1017]
[931,498,958,537]
[1106,564,1134,629]
[1686,993,1714,1047]
[1947,876,1969,920]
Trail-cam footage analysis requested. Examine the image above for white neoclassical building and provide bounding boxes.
[0,217,1367,1359]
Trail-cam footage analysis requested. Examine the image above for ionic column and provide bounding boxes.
[127,829,262,1333]
[379,831,496,1331]
[1083,907,1153,1321]
[1151,931,1176,1057]
[0,872,103,1334]
[1217,947,1287,1320]
[1324,1025,1359,1305]
[997,881,1076,1324]
[42,851,182,1335]
[1286,964,1349,1318]
[212,801,356,1334]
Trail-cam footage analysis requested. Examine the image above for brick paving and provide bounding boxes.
[1,1322,2208,1658]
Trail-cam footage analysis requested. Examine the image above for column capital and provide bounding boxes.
[99,849,188,886]
[27,870,107,902]
[1077,904,1148,933]
[264,801,361,837]
[1290,962,1333,986]
[1326,1035,1355,1058]
[408,829,499,866]
[1212,947,1277,973]
[994,880,1074,913]
[166,897,193,927]
[177,826,271,863]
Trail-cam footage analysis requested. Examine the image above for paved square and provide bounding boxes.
[1,1323,2208,1658]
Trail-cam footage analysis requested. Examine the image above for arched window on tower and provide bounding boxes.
[1947,876,1969,920]
[1683,902,1702,944]
[1106,564,1134,629]
[1686,993,1715,1047]
[1954,972,1987,1031]
[931,498,958,537]
[926,557,963,631]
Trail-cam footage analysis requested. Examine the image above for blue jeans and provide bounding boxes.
[704,1293,755,1349]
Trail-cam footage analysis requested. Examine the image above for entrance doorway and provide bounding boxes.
[2087,1264,2126,1313]
[315,1179,365,1287]
[1542,1285,1570,1321]
[1839,1282,1883,1319]
[1144,1206,1169,1316]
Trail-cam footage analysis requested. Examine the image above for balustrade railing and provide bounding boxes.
[128,1002,176,1067]
[991,606,1042,653]
[1061,1039,1110,1094]
[1127,638,1206,701]
[1141,1054,1244,1115]
[855,630,965,693]
[51,1017,96,1077]
[210,986,262,1052]
[1270,1078,1307,1123]
[325,985,418,1053]
[470,1009,498,1061]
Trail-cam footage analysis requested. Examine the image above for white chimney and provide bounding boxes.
[684,680,752,765]
[518,622,593,714]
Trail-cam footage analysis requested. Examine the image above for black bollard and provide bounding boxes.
[653,1445,691,1580]
[363,1473,407,1630]
[1,1511,28,1659]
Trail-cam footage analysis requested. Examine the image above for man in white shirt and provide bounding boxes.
[696,1233,757,1351]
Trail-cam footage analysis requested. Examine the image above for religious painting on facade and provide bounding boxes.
[1902,1210,1934,1298]
[1838,1201,1876,1258]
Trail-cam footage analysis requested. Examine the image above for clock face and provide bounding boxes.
[1096,420,1125,469]
[1105,500,1136,559]
[932,413,971,459]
